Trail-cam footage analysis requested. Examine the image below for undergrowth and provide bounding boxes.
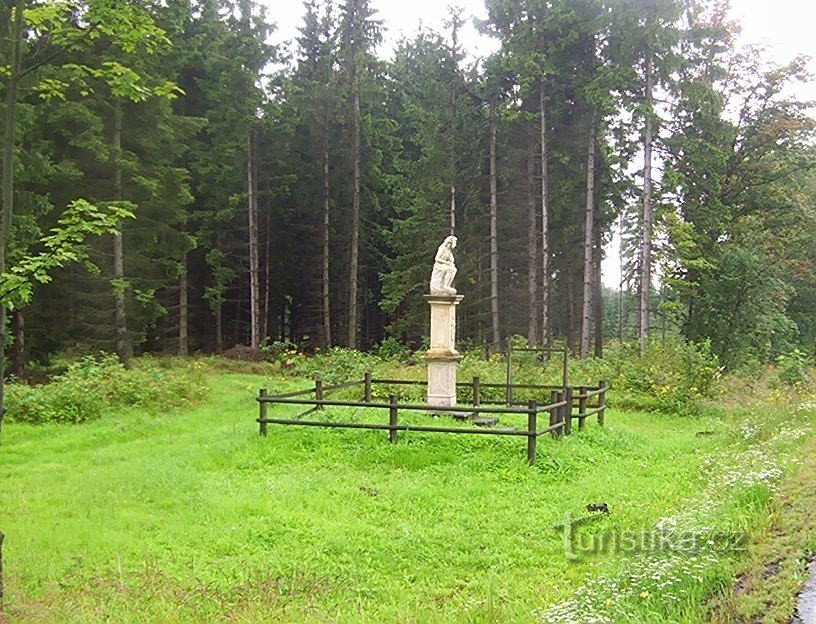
[5,354,208,424]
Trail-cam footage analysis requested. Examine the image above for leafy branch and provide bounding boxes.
[0,199,135,307]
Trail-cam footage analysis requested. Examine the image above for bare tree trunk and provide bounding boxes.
[488,98,500,348]
[247,131,261,349]
[215,303,223,354]
[321,109,332,348]
[618,211,625,343]
[12,310,24,379]
[526,139,538,345]
[112,102,132,368]
[263,204,271,340]
[0,0,24,426]
[348,72,361,349]
[567,277,576,353]
[580,115,596,358]
[448,12,459,235]
[540,82,550,351]
[593,221,603,358]
[639,44,655,349]
[179,254,188,356]
[449,185,456,235]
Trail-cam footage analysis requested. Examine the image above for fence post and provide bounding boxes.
[598,380,607,426]
[505,337,513,406]
[472,376,481,409]
[389,394,398,444]
[259,388,268,437]
[564,387,574,435]
[549,390,560,439]
[364,372,372,403]
[578,385,588,430]
[315,379,324,410]
[527,399,538,465]
[556,391,566,439]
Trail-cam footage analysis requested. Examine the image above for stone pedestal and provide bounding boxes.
[423,294,463,408]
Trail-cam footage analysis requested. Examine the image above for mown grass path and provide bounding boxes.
[1,371,735,623]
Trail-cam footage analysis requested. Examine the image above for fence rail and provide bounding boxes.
[256,374,606,465]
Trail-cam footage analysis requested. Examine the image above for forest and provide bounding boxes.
[1,0,815,376]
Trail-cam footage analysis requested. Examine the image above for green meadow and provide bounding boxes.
[1,359,813,623]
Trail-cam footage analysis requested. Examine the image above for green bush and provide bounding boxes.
[6,355,207,424]
[590,339,721,415]
[374,337,411,362]
[296,347,381,385]
[259,339,300,363]
[775,348,811,386]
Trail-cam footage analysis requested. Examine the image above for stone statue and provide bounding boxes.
[430,235,457,295]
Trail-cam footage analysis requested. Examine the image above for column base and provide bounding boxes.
[424,354,463,412]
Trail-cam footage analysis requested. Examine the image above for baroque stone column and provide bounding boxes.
[424,294,464,408]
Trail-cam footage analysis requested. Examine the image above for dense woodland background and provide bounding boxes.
[2,0,815,377]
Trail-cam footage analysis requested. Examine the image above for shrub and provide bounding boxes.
[593,339,721,415]
[259,339,300,362]
[775,348,811,386]
[375,337,411,362]
[6,355,207,424]
[296,347,381,385]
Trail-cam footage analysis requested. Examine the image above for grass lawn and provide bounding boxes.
[0,367,812,623]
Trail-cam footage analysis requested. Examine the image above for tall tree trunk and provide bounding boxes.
[580,115,596,358]
[11,310,24,379]
[263,202,271,340]
[215,302,223,354]
[112,102,132,368]
[348,71,361,349]
[0,0,24,427]
[593,221,603,358]
[178,253,188,356]
[618,211,625,343]
[540,82,551,350]
[321,105,332,348]
[448,13,459,235]
[488,98,500,348]
[247,131,261,349]
[639,44,655,348]
[526,139,538,345]
[567,277,576,353]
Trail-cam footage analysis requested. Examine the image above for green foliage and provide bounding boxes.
[775,349,812,386]
[261,336,722,417]
[259,339,300,363]
[296,347,382,385]
[589,340,721,415]
[5,354,206,424]
[0,199,134,307]
[374,336,410,361]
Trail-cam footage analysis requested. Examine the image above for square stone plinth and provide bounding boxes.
[426,358,458,407]
[424,294,464,409]
[424,295,463,352]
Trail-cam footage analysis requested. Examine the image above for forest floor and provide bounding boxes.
[1,361,815,623]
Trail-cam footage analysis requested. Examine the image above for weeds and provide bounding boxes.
[5,354,207,423]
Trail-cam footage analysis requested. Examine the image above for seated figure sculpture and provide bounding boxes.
[429,235,458,295]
